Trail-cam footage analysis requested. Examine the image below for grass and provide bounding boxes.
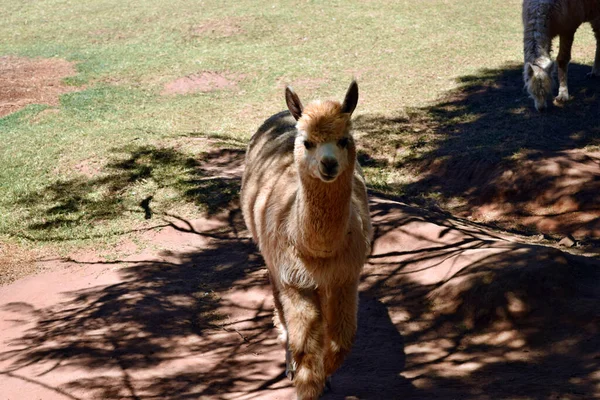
[0,0,599,262]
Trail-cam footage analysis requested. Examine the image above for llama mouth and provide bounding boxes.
[319,173,337,182]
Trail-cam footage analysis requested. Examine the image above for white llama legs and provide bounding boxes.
[555,32,575,102]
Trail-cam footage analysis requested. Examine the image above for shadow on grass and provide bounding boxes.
[356,62,600,238]
[16,139,245,240]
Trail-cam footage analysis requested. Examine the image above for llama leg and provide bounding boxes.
[280,286,326,400]
[323,282,359,378]
[590,18,600,77]
[555,32,574,102]
[271,279,288,347]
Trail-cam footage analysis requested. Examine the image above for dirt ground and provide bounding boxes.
[1,57,599,399]
[1,194,598,399]
[0,56,78,117]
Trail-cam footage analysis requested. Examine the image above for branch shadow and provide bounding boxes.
[0,209,286,399]
[1,180,599,398]
[15,138,244,241]
[355,62,600,239]
[360,197,600,399]
[2,80,600,398]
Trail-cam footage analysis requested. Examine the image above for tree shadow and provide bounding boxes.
[15,139,245,241]
[320,295,411,400]
[0,208,415,400]
[0,209,286,399]
[355,62,600,239]
[1,172,599,398]
[3,82,600,398]
[361,197,600,399]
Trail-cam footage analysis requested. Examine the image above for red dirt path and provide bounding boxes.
[1,195,598,399]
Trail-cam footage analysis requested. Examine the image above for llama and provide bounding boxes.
[522,0,600,111]
[240,81,372,399]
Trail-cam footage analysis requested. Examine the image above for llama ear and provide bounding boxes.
[285,86,304,120]
[341,80,359,115]
[526,62,536,78]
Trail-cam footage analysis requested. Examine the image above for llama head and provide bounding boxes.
[524,60,553,111]
[286,81,358,183]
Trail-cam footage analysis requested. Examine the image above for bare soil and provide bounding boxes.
[470,149,600,239]
[0,243,47,286]
[0,56,78,117]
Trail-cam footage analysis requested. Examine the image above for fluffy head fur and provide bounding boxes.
[297,100,350,143]
[522,0,554,110]
[524,60,554,111]
[294,101,354,183]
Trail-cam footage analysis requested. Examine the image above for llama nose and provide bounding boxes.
[536,101,547,111]
[320,157,339,176]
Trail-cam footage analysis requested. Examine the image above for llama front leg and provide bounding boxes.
[555,32,574,102]
[590,18,600,77]
[323,282,359,379]
[270,277,288,347]
[280,286,326,400]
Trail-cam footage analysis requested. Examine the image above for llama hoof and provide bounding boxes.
[554,93,570,104]
[285,361,296,381]
[324,376,333,393]
[285,347,297,381]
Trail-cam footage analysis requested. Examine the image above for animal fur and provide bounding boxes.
[241,82,372,400]
[522,0,600,110]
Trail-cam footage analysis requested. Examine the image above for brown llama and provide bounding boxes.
[522,0,600,111]
[240,81,373,399]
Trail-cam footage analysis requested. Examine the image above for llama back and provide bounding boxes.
[522,0,553,64]
[523,0,600,44]
[241,111,298,250]
[548,0,600,31]
[351,169,373,251]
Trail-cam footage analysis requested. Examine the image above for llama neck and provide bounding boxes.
[523,0,553,63]
[292,167,354,257]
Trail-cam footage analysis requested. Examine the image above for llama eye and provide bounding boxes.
[303,140,315,150]
[338,137,349,148]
